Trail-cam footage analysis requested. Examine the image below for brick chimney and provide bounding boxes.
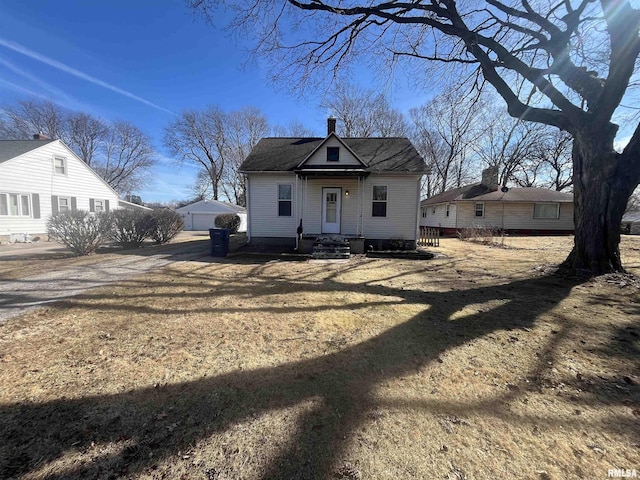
[480,166,499,188]
[33,132,49,140]
[327,116,336,135]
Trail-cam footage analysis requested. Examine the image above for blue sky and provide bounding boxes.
[0,0,395,202]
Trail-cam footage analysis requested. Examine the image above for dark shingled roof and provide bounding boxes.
[0,139,56,164]
[421,184,573,205]
[240,137,426,173]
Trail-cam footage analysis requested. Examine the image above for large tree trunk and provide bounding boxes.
[562,126,636,274]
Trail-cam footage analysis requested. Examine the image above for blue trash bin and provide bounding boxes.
[209,228,230,257]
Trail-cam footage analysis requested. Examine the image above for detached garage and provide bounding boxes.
[176,199,247,232]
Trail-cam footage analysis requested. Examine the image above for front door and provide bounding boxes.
[322,188,341,234]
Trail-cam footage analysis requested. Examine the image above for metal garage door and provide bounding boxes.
[192,214,216,230]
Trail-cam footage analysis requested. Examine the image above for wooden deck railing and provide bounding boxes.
[418,227,440,247]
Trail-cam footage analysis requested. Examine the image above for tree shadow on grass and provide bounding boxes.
[1,266,635,479]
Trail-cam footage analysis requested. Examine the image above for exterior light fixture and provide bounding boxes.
[345,190,349,196]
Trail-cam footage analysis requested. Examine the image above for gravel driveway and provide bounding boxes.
[0,245,208,323]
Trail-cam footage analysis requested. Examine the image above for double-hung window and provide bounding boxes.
[372,185,388,217]
[534,203,560,219]
[278,184,292,217]
[58,197,70,212]
[54,156,67,175]
[445,204,450,217]
[94,200,104,213]
[475,203,485,217]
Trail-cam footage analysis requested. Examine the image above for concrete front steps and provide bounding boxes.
[312,235,351,259]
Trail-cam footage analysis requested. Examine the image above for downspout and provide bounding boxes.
[414,177,420,242]
[245,174,251,242]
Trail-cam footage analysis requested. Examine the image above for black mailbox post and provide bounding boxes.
[209,228,230,257]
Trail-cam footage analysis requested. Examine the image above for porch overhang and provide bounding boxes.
[293,168,369,178]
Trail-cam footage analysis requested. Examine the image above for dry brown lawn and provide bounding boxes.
[1,236,639,479]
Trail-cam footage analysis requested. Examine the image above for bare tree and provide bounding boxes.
[221,107,270,206]
[473,112,542,187]
[321,82,407,137]
[0,99,67,141]
[410,90,481,195]
[190,168,213,201]
[67,112,109,167]
[191,0,640,273]
[534,131,573,192]
[97,121,156,195]
[164,108,226,200]
[271,120,315,137]
[164,106,269,206]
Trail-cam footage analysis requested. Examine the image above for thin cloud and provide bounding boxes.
[0,38,174,115]
[0,78,52,101]
[0,55,72,102]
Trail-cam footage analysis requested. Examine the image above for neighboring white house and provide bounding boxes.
[622,211,640,235]
[420,167,574,235]
[176,199,247,232]
[240,118,427,252]
[0,137,121,240]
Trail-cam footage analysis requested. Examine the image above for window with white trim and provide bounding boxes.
[421,208,427,218]
[534,203,560,219]
[445,204,450,217]
[58,197,70,212]
[372,185,388,217]
[54,156,67,175]
[278,184,292,217]
[0,193,31,217]
[475,203,484,217]
[94,200,104,213]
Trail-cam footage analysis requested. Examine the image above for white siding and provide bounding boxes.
[0,141,119,236]
[420,203,457,228]
[248,173,299,238]
[362,175,422,241]
[456,201,574,230]
[303,137,362,166]
[301,178,359,235]
[247,173,422,240]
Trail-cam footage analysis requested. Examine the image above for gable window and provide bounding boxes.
[0,193,31,217]
[534,203,560,219]
[372,185,388,217]
[54,156,67,175]
[475,203,484,217]
[445,204,450,217]
[327,147,339,162]
[278,184,292,217]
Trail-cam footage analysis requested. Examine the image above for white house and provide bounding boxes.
[622,211,640,235]
[0,137,120,240]
[240,118,427,252]
[420,168,574,235]
[176,199,247,232]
